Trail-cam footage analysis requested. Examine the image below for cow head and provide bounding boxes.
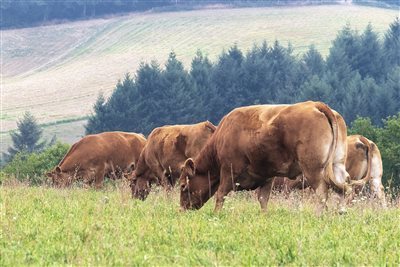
[129,170,152,201]
[46,166,73,187]
[179,158,217,211]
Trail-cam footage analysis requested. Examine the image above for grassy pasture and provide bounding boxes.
[1,5,398,140]
[1,183,399,265]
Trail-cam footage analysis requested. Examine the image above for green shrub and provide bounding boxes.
[379,114,400,187]
[2,142,70,185]
[348,116,379,141]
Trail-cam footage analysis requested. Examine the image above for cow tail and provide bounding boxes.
[316,102,349,192]
[350,136,372,186]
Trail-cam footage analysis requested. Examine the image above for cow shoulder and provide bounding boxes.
[174,133,187,155]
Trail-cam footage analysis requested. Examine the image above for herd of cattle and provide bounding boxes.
[46,101,386,213]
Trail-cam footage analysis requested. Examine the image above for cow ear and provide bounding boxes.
[184,158,195,176]
[55,166,62,173]
[355,141,365,150]
[205,121,216,133]
[129,163,136,171]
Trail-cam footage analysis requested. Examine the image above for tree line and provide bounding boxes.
[85,19,400,186]
[86,19,400,134]
[2,0,398,29]
[1,19,399,187]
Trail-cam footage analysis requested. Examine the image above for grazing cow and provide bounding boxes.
[273,135,386,206]
[130,121,216,200]
[346,135,386,206]
[179,101,352,213]
[47,131,146,188]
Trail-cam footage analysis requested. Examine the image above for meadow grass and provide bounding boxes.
[1,183,399,266]
[2,5,398,136]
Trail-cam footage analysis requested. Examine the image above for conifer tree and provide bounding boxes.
[357,24,383,80]
[162,51,195,124]
[85,92,108,134]
[383,17,400,70]
[4,112,46,162]
[301,45,325,79]
[190,50,214,121]
[298,75,332,103]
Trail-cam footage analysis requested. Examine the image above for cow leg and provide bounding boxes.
[301,167,329,215]
[370,178,387,208]
[258,178,274,212]
[312,179,329,216]
[94,167,105,189]
[214,167,234,212]
[331,189,347,214]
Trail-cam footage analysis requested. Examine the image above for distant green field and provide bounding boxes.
[1,5,398,149]
[1,185,399,265]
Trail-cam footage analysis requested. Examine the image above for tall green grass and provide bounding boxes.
[1,183,399,265]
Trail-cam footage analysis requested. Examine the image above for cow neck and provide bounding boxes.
[194,141,219,179]
[58,142,78,169]
[59,155,80,173]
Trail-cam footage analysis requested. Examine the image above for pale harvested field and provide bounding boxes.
[0,120,86,154]
[1,5,397,144]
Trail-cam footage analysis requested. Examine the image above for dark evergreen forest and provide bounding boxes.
[86,19,400,135]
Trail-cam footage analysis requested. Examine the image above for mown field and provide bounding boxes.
[1,183,399,265]
[1,5,398,153]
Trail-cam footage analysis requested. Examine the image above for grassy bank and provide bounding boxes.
[1,184,399,265]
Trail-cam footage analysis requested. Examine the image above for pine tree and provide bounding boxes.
[211,44,245,121]
[162,51,195,125]
[269,41,300,103]
[190,50,214,122]
[383,66,400,116]
[129,61,164,134]
[298,75,333,103]
[242,42,273,105]
[383,18,400,71]
[340,73,365,124]
[4,112,46,162]
[356,24,383,80]
[85,92,108,134]
[301,45,325,79]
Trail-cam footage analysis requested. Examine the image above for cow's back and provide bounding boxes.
[60,132,145,172]
[211,102,333,167]
[143,122,215,170]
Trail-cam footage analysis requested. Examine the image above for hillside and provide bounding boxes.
[1,5,398,151]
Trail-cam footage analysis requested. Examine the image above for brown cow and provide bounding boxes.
[179,101,352,213]
[273,175,309,195]
[274,135,386,206]
[346,135,386,206]
[130,121,216,200]
[47,131,146,188]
